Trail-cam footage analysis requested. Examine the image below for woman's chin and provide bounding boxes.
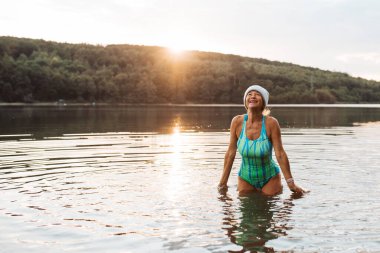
[247,103,263,111]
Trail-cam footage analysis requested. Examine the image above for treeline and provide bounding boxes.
[1,36,380,104]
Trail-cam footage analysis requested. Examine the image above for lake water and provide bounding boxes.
[0,104,380,252]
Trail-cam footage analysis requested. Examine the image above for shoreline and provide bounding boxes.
[1,102,380,108]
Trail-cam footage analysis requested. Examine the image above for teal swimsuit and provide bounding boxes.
[237,114,280,189]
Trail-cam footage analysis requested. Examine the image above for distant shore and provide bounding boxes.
[1,102,380,108]
[2,36,380,106]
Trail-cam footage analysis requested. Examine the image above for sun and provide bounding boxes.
[166,45,186,57]
[163,36,193,57]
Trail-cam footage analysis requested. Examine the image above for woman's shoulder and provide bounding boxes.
[231,114,245,126]
[265,115,280,128]
[232,114,245,122]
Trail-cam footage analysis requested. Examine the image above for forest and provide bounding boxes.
[1,36,380,104]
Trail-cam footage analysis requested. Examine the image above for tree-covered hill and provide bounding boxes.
[1,36,379,104]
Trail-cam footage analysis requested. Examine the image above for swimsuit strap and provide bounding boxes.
[260,116,267,139]
[240,114,267,140]
[239,114,248,139]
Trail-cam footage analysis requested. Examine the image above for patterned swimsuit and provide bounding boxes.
[237,114,280,189]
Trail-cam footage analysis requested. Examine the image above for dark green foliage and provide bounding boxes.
[1,36,379,103]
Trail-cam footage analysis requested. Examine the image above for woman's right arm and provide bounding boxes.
[218,116,239,190]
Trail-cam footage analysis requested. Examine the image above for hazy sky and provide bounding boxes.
[1,0,380,81]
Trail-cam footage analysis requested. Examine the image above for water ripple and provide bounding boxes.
[1,126,380,252]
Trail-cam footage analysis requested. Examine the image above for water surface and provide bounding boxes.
[1,105,379,252]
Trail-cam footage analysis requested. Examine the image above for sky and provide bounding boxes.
[1,0,380,81]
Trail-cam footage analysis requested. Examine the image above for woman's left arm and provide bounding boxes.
[268,117,308,194]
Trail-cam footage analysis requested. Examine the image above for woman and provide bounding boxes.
[218,85,307,195]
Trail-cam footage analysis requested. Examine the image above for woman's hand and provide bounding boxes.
[217,183,228,193]
[287,181,309,194]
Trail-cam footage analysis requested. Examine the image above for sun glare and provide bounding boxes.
[172,125,180,134]
[164,123,186,200]
[164,36,193,57]
[167,45,185,56]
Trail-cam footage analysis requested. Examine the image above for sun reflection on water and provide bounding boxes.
[166,124,187,200]
[171,125,182,170]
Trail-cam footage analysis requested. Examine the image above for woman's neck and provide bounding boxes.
[247,108,263,123]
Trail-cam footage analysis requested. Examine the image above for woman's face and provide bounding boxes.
[245,90,264,110]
